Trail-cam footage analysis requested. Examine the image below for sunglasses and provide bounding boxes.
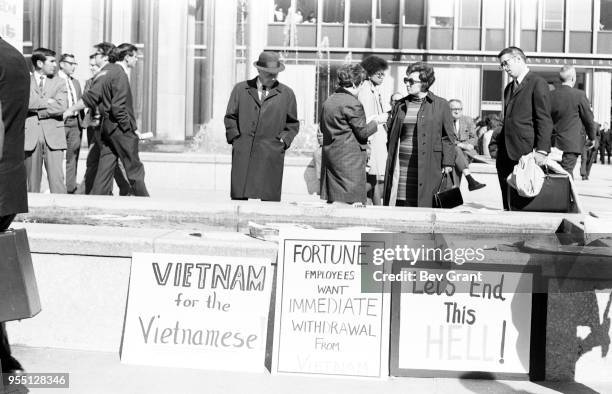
[403,78,421,86]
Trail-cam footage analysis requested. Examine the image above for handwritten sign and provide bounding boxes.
[391,268,532,377]
[272,230,390,377]
[121,253,272,372]
[0,0,23,50]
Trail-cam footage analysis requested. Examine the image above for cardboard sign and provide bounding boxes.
[391,267,533,378]
[272,230,390,378]
[0,0,23,50]
[121,253,272,372]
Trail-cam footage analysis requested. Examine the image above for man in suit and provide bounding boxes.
[497,46,553,210]
[76,54,131,195]
[449,99,486,191]
[224,51,299,201]
[25,48,68,193]
[0,36,30,374]
[58,53,84,193]
[64,42,149,196]
[550,65,596,179]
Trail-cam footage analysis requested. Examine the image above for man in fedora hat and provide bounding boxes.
[225,51,299,201]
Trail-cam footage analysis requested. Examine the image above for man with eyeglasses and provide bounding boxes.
[58,53,84,193]
[448,99,485,191]
[496,46,553,210]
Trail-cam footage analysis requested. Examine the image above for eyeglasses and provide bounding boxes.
[403,78,421,86]
[450,107,463,111]
[63,61,78,66]
[499,56,517,69]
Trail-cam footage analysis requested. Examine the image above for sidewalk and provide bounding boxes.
[8,346,612,394]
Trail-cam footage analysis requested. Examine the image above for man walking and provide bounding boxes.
[58,53,84,193]
[224,51,299,201]
[0,36,30,374]
[550,65,596,179]
[64,42,149,196]
[496,47,553,210]
[25,48,68,193]
[448,99,486,191]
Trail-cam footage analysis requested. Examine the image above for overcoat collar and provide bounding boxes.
[246,77,280,105]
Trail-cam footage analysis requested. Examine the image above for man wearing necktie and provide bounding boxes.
[224,51,299,201]
[496,46,553,210]
[24,48,68,194]
[58,54,84,193]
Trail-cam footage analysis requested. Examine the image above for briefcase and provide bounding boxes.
[508,173,571,212]
[433,173,463,209]
[0,229,41,322]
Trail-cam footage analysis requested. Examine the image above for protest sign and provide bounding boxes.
[121,253,272,372]
[272,230,390,377]
[390,267,533,378]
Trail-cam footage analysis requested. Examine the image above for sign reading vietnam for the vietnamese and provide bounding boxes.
[121,253,272,372]
[393,268,532,376]
[0,0,23,50]
[273,230,389,378]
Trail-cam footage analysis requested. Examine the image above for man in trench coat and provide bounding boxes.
[224,51,299,201]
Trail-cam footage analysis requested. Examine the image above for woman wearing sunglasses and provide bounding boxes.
[383,62,456,207]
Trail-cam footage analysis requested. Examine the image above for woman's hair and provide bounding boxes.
[360,56,388,77]
[337,64,367,88]
[486,113,502,129]
[406,62,435,92]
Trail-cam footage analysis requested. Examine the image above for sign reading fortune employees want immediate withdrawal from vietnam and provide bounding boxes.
[121,253,273,372]
[273,232,390,378]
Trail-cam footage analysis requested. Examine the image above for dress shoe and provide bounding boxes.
[582,175,589,180]
[1,355,24,374]
[466,174,486,191]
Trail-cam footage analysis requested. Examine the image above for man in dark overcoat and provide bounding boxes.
[224,51,299,201]
[496,47,553,210]
[550,65,596,178]
[0,36,30,374]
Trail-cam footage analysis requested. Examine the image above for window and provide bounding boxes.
[520,0,537,30]
[568,0,591,30]
[483,0,504,29]
[601,0,612,30]
[429,0,455,27]
[350,0,372,23]
[404,0,425,25]
[543,0,564,30]
[273,0,317,23]
[460,0,480,28]
[323,0,345,23]
[482,70,502,101]
[377,0,399,24]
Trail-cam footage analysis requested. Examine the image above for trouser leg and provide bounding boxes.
[24,142,43,193]
[560,152,579,179]
[64,119,82,193]
[44,144,67,194]
[109,130,149,197]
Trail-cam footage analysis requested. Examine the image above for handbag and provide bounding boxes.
[508,171,572,212]
[0,229,41,322]
[433,172,463,209]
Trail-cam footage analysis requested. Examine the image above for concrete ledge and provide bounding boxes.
[21,193,581,234]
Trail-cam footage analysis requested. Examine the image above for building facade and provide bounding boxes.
[5,0,612,142]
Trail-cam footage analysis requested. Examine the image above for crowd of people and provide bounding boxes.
[226,47,604,211]
[15,41,149,197]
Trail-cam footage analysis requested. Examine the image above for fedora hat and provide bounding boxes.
[253,51,285,73]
